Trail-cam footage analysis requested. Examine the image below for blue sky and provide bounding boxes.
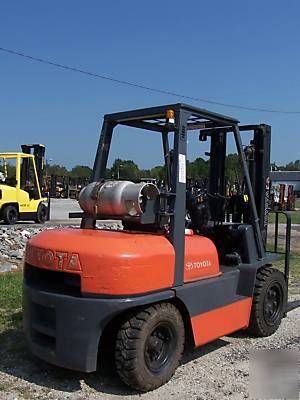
[0,0,299,169]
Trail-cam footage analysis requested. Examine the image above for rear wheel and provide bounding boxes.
[3,205,18,225]
[115,303,185,391]
[35,204,48,224]
[247,266,287,337]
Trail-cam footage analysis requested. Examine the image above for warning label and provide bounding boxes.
[178,154,186,184]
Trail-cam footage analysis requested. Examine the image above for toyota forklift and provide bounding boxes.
[0,144,49,224]
[23,105,290,391]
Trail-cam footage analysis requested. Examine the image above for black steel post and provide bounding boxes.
[284,213,291,282]
[169,109,189,287]
[209,130,227,222]
[253,125,271,246]
[233,125,265,259]
[274,212,279,253]
[91,119,115,182]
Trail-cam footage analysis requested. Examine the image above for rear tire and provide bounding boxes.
[115,303,185,392]
[3,205,18,225]
[247,266,287,337]
[35,204,48,224]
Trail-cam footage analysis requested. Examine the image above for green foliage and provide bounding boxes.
[0,160,16,179]
[225,153,242,182]
[284,160,300,171]
[69,165,92,179]
[187,157,209,179]
[110,159,141,180]
[272,160,300,171]
[45,163,68,177]
[149,165,166,180]
[0,271,23,330]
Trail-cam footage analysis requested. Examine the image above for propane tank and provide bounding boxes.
[78,180,159,217]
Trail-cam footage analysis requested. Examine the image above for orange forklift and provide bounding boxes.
[23,104,291,391]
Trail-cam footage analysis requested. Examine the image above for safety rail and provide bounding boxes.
[268,210,292,315]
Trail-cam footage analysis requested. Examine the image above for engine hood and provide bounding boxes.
[25,227,175,296]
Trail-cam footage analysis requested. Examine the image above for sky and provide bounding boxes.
[0,0,300,170]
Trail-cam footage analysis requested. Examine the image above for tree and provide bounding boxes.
[149,165,166,180]
[111,159,141,180]
[187,157,209,179]
[225,154,242,183]
[285,160,300,171]
[45,164,68,177]
[69,165,92,179]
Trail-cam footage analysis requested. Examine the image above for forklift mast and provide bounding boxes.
[21,144,45,189]
[247,125,271,244]
[201,124,271,247]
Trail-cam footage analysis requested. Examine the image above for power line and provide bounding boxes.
[1,46,300,114]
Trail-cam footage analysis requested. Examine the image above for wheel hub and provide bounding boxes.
[145,324,175,373]
[264,284,282,324]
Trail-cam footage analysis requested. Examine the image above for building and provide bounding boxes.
[270,171,300,197]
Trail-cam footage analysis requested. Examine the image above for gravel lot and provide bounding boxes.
[0,305,299,400]
[0,200,299,399]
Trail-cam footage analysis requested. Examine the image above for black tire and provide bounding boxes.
[115,303,185,392]
[247,266,287,337]
[35,204,48,224]
[3,205,18,225]
[60,190,67,199]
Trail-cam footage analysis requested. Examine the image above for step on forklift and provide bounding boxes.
[23,105,291,391]
[0,144,49,224]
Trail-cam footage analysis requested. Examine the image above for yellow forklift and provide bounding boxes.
[0,144,49,224]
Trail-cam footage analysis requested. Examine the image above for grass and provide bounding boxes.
[0,270,23,331]
[268,210,300,224]
[268,249,300,295]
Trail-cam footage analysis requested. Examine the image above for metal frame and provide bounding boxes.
[81,103,269,287]
[268,210,292,314]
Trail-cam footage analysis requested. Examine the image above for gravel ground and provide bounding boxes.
[0,305,299,400]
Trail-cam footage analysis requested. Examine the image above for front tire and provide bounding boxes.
[3,205,18,225]
[115,303,185,392]
[247,266,287,337]
[35,204,48,224]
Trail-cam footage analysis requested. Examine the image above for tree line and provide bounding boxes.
[46,156,300,183]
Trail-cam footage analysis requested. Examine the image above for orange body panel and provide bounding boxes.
[25,229,220,295]
[191,298,252,346]
[26,228,175,295]
[184,235,220,283]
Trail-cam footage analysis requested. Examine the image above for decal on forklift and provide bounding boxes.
[185,260,212,271]
[25,245,82,271]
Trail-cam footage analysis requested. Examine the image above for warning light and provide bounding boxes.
[166,109,175,123]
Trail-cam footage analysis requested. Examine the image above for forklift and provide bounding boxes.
[23,105,290,391]
[0,144,49,224]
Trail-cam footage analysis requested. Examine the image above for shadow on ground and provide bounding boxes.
[0,324,229,396]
